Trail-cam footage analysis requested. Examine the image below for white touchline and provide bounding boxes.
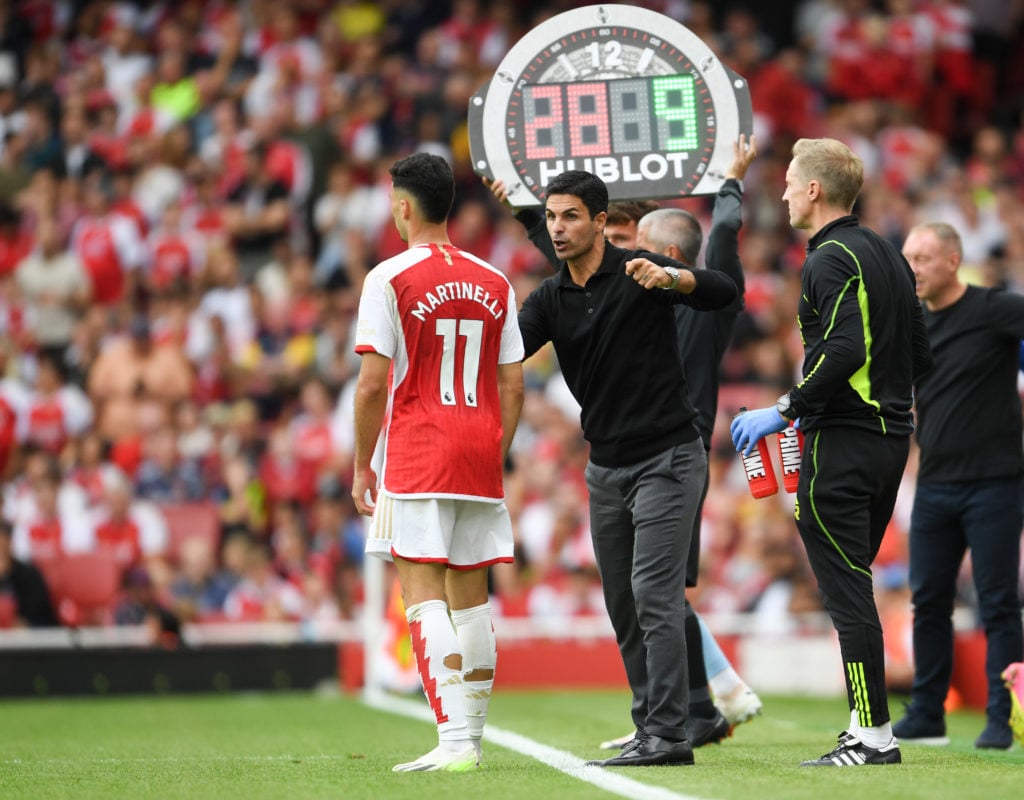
[363,689,711,800]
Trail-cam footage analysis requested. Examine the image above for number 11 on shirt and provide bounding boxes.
[436,317,483,407]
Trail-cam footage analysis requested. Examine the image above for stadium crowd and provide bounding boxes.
[0,0,1020,667]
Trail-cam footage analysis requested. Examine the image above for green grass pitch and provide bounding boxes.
[0,689,1020,800]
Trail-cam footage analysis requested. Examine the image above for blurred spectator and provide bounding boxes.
[175,399,216,473]
[288,376,343,482]
[109,167,149,240]
[308,475,364,573]
[15,215,90,361]
[134,423,205,503]
[69,169,144,308]
[271,501,315,589]
[223,536,304,622]
[22,352,93,458]
[90,465,169,571]
[0,518,56,627]
[168,533,232,623]
[58,104,105,181]
[218,398,264,471]
[5,447,85,533]
[0,202,32,278]
[216,453,268,540]
[312,158,373,285]
[222,141,291,278]
[67,430,114,508]
[142,199,206,297]
[63,306,108,389]
[239,282,316,419]
[20,97,61,175]
[0,111,32,201]
[9,456,91,569]
[112,564,180,647]
[100,11,153,115]
[0,336,26,478]
[282,252,321,334]
[87,312,193,444]
[190,243,255,365]
[199,96,253,199]
[259,420,317,512]
[919,168,1007,271]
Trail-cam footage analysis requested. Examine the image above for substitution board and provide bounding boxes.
[469,4,753,206]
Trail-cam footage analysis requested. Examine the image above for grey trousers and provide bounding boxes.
[585,438,707,741]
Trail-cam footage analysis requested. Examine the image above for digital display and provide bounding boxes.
[468,6,752,207]
[522,76,697,161]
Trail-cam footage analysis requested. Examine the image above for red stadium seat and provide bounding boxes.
[50,553,122,627]
[158,502,221,564]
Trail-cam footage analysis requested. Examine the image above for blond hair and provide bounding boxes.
[792,138,864,211]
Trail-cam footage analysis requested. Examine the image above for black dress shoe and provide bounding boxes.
[587,732,694,767]
[685,709,731,747]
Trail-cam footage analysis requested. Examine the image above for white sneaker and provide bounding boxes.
[716,685,763,728]
[599,730,636,750]
[392,742,480,773]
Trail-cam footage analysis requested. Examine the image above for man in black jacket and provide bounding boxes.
[731,137,933,767]
[518,169,737,767]
[893,222,1024,750]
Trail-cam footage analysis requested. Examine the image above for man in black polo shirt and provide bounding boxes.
[892,222,1024,750]
[487,138,763,749]
[517,170,737,767]
[731,138,932,767]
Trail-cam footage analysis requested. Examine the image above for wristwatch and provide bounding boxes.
[662,266,680,291]
[776,393,797,421]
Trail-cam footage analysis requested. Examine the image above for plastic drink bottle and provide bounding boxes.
[736,407,778,499]
[776,423,804,493]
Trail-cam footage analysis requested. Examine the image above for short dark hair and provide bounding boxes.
[607,200,660,226]
[389,152,455,224]
[545,170,608,219]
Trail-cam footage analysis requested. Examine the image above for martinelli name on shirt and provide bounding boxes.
[410,282,505,322]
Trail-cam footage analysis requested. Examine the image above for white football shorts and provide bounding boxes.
[365,493,515,569]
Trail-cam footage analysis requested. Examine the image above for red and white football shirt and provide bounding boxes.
[145,228,206,291]
[23,387,94,455]
[70,214,143,306]
[354,243,523,501]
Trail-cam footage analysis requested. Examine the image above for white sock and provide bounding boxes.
[450,603,496,747]
[858,722,893,750]
[708,665,744,700]
[849,709,860,738]
[405,599,468,743]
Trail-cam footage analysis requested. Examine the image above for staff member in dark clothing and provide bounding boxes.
[731,137,932,767]
[517,169,737,767]
[892,222,1024,750]
[489,138,761,748]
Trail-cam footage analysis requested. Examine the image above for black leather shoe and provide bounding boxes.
[587,733,694,767]
[685,710,731,747]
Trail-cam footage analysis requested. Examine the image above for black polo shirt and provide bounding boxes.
[518,242,737,467]
[516,178,747,449]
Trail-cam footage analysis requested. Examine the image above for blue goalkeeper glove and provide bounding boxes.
[730,406,787,457]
